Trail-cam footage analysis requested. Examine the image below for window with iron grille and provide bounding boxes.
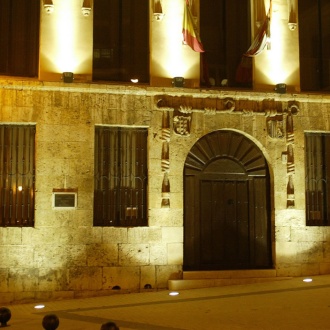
[94,126,148,226]
[0,0,39,77]
[305,132,330,226]
[0,125,35,227]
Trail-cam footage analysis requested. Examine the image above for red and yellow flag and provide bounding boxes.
[182,0,204,52]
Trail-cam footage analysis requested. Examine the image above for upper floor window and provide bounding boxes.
[93,0,149,83]
[305,132,330,226]
[299,1,330,91]
[94,126,148,227]
[0,0,39,77]
[0,125,36,227]
[200,0,251,88]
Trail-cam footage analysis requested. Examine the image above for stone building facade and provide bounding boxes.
[1,0,330,304]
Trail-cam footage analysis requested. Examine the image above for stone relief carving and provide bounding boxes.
[161,111,171,208]
[204,108,216,115]
[173,106,192,136]
[285,102,299,208]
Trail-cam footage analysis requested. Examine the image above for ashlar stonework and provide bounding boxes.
[0,79,330,303]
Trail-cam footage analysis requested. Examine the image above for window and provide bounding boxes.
[299,1,330,91]
[0,125,36,227]
[93,0,149,83]
[305,132,330,226]
[94,126,148,226]
[200,0,251,87]
[0,0,39,77]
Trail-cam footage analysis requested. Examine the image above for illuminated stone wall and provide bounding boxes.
[0,79,330,304]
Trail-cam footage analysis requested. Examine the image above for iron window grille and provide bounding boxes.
[94,126,148,226]
[305,132,330,226]
[0,125,35,227]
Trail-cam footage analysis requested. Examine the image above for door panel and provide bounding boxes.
[200,180,250,269]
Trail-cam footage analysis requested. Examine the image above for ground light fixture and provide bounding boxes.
[34,304,45,309]
[303,278,313,283]
[169,291,179,296]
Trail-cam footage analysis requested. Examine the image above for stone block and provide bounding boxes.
[71,210,94,227]
[86,243,119,266]
[275,241,298,263]
[275,209,305,227]
[149,244,167,265]
[70,226,102,244]
[296,241,323,263]
[162,227,183,243]
[13,291,36,303]
[0,293,15,304]
[156,265,182,289]
[102,227,128,244]
[275,226,291,242]
[301,263,320,276]
[68,266,102,291]
[0,227,22,244]
[149,209,183,227]
[140,265,156,289]
[8,268,38,292]
[276,263,302,277]
[119,244,150,266]
[320,263,330,275]
[0,269,8,292]
[34,245,68,268]
[66,245,87,266]
[128,227,162,244]
[0,246,34,268]
[102,266,140,291]
[38,268,69,291]
[291,227,323,242]
[167,243,183,265]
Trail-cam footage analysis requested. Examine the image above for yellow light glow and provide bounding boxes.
[254,3,300,89]
[39,0,93,79]
[151,0,200,80]
[18,186,23,191]
[169,291,179,296]
[303,278,313,283]
[55,2,77,72]
[34,304,45,309]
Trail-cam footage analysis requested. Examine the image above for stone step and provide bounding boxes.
[183,269,277,280]
[168,270,291,291]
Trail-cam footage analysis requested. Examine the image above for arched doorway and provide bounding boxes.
[183,130,272,271]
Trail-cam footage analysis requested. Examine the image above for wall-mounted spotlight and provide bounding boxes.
[275,83,287,94]
[62,72,74,83]
[287,0,297,30]
[172,77,185,88]
[82,0,92,16]
[44,0,54,14]
[153,0,164,21]
[154,13,165,21]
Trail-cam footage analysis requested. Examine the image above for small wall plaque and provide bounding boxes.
[52,188,77,209]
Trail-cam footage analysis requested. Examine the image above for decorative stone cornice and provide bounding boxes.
[156,95,300,116]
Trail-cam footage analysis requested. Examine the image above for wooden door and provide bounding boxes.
[184,130,272,271]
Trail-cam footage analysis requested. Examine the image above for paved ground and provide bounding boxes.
[3,275,330,329]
